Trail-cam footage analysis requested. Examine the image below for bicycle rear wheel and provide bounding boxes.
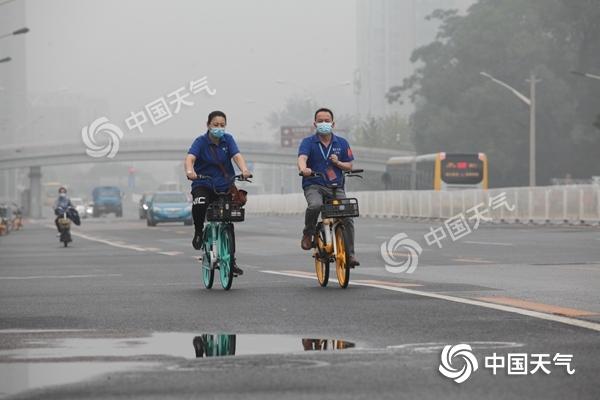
[334,225,350,288]
[314,230,329,287]
[202,227,214,289]
[219,225,234,290]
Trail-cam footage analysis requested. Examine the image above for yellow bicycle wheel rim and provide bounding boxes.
[335,226,349,288]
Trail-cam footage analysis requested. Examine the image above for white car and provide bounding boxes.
[71,197,87,219]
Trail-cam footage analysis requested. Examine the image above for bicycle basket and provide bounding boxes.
[321,198,359,218]
[206,201,245,222]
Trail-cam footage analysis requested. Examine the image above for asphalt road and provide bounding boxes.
[0,213,599,399]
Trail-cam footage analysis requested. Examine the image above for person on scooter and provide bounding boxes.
[53,186,74,234]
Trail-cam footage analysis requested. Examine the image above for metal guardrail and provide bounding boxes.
[245,185,600,224]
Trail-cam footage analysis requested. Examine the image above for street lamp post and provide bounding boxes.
[481,72,540,186]
[0,27,29,40]
[570,70,600,81]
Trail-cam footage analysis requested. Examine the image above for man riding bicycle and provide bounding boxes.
[184,110,252,276]
[297,107,360,267]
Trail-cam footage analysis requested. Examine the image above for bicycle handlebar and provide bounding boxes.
[191,173,253,182]
[298,169,364,177]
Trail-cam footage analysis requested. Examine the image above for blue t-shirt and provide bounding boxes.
[298,133,354,189]
[187,132,240,192]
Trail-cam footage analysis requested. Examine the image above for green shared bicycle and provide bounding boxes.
[198,174,250,290]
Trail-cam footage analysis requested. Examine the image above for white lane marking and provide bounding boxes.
[69,232,149,252]
[0,274,122,280]
[261,270,600,333]
[463,241,513,246]
[158,251,182,256]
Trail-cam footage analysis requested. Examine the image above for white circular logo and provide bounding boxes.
[81,117,124,158]
[380,233,423,274]
[439,344,479,383]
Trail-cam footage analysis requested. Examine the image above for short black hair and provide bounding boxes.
[207,110,227,125]
[314,107,334,121]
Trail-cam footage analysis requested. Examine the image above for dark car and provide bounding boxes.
[146,192,192,227]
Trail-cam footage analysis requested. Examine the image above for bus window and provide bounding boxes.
[441,154,484,185]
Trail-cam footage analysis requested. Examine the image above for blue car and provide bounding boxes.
[146,191,192,227]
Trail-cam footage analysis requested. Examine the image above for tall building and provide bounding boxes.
[0,0,27,145]
[355,0,474,118]
[0,0,27,202]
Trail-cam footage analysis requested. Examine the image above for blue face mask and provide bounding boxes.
[209,127,225,139]
[316,122,333,135]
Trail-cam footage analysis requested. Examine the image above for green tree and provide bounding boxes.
[353,113,414,151]
[388,0,600,187]
[267,96,317,129]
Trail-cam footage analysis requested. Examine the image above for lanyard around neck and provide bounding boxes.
[318,141,332,161]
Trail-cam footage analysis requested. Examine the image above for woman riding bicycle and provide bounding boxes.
[184,110,252,276]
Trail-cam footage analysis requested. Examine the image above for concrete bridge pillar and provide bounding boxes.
[28,166,42,219]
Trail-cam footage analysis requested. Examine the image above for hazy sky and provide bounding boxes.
[24,0,357,141]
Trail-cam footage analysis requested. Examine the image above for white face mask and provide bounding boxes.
[59,193,66,198]
[316,122,333,135]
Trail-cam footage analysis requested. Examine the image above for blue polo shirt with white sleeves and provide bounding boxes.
[187,132,240,192]
[298,133,354,189]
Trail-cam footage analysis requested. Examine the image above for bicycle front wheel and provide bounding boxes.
[334,225,350,288]
[202,227,214,289]
[219,225,234,290]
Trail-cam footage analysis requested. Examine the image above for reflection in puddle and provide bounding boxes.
[192,334,355,358]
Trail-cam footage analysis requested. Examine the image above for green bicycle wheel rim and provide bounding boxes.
[219,226,233,289]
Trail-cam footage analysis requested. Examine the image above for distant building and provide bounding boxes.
[355,0,474,118]
[26,92,108,144]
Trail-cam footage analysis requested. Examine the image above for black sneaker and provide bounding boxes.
[192,231,202,250]
[232,264,244,276]
[348,256,360,268]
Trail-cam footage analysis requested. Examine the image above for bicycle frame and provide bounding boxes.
[203,221,228,271]
[317,218,344,262]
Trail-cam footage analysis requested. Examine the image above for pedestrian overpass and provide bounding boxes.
[0,139,410,217]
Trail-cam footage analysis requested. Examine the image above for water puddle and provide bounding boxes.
[1,332,356,360]
[0,332,354,397]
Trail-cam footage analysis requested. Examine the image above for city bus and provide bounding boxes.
[385,152,488,190]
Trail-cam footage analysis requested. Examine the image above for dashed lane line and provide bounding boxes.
[260,270,600,333]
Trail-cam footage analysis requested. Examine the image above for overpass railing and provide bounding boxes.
[245,185,600,224]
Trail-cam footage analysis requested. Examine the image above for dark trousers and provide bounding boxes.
[191,186,236,254]
[303,184,355,256]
